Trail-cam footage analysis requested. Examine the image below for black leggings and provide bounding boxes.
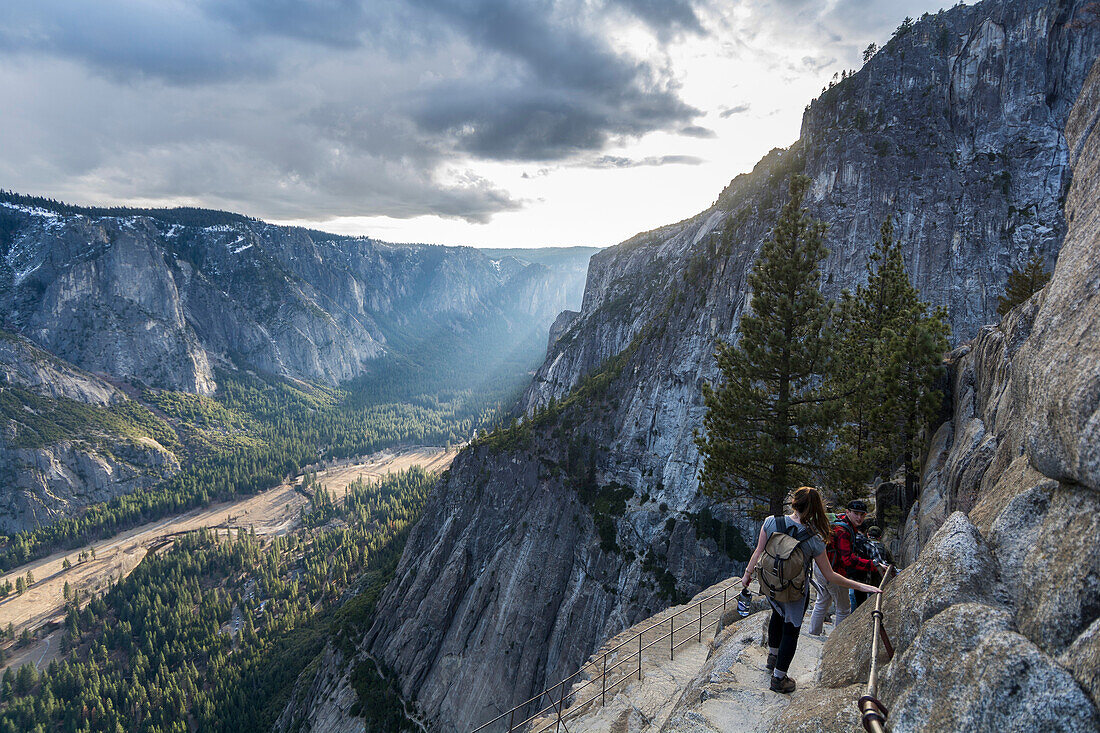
[768,609,800,674]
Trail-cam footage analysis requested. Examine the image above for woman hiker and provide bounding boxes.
[739,486,884,693]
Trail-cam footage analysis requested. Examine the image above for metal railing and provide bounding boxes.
[471,579,741,733]
[858,565,896,733]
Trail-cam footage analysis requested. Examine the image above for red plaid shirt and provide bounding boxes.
[830,515,875,577]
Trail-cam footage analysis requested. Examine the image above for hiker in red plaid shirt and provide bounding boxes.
[807,500,887,635]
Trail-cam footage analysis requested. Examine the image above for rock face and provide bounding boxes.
[0,203,595,394]
[882,603,1098,733]
[815,54,1100,729]
[331,3,1100,731]
[0,331,180,534]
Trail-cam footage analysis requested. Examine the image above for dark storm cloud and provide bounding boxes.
[203,0,372,48]
[608,0,706,36]
[0,0,713,221]
[0,0,942,223]
[0,1,273,83]
[406,0,702,160]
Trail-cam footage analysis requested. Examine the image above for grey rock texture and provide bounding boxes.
[1018,50,1100,493]
[881,602,1099,733]
[274,645,364,733]
[0,437,179,535]
[0,204,594,394]
[317,3,1100,731]
[1060,617,1100,707]
[0,331,120,406]
[765,685,863,733]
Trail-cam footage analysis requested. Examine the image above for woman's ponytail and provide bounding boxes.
[791,486,831,544]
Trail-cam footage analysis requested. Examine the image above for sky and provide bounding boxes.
[0,0,953,248]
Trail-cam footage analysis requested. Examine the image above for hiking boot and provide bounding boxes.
[769,675,796,694]
[766,653,777,671]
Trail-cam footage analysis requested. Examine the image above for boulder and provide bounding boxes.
[1015,483,1100,655]
[1059,617,1100,709]
[766,683,862,733]
[819,512,1001,689]
[968,456,1057,606]
[881,603,1099,733]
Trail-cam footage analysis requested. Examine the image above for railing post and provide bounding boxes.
[670,613,675,660]
[698,601,703,642]
[638,630,643,680]
[601,653,607,706]
[555,679,566,733]
[508,708,515,733]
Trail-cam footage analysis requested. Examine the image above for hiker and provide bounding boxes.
[740,487,883,694]
[865,524,894,578]
[808,500,888,635]
[851,524,895,608]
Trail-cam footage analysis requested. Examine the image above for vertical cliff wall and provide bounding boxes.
[0,205,593,395]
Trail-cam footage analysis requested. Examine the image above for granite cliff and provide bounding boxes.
[0,201,594,395]
[287,2,1100,731]
[456,51,1100,733]
[0,331,181,534]
[808,53,1100,731]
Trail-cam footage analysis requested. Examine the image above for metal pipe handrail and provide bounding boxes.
[858,565,896,733]
[471,579,740,733]
[524,591,732,732]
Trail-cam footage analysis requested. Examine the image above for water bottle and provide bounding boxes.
[736,586,752,618]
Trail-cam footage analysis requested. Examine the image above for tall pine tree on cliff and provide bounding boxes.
[831,216,949,501]
[696,175,835,516]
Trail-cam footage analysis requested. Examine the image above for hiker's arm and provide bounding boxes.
[739,526,768,587]
[814,553,881,594]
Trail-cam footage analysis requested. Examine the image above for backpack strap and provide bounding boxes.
[778,515,813,543]
[774,514,789,535]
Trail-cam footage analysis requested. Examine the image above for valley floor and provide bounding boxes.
[0,445,455,670]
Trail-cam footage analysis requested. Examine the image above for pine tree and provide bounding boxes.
[831,216,949,499]
[879,307,950,500]
[831,217,920,492]
[697,175,836,516]
[996,253,1050,316]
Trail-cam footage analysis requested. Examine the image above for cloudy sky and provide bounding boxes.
[0,0,951,248]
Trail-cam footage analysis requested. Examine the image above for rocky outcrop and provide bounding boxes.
[0,331,120,406]
[882,603,1098,732]
[274,645,362,733]
[0,330,180,534]
[339,3,1100,731]
[0,203,594,394]
[0,437,179,535]
[820,511,1006,689]
[815,54,1100,728]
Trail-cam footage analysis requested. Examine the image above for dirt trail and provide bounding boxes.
[0,446,455,651]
